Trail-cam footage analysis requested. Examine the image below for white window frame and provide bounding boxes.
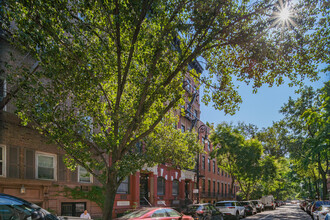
[36,152,57,180]
[78,165,93,183]
[0,145,6,177]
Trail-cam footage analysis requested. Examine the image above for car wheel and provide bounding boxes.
[235,211,240,220]
[218,215,224,220]
[242,211,246,218]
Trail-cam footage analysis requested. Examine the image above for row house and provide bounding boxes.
[197,128,240,204]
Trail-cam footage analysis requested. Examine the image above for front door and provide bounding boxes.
[140,173,149,206]
[185,180,190,199]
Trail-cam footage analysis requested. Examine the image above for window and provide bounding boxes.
[185,79,191,92]
[61,202,86,217]
[172,180,179,196]
[157,177,165,195]
[221,183,224,196]
[165,208,181,217]
[222,170,224,176]
[213,181,216,193]
[136,141,142,153]
[36,152,56,180]
[217,182,220,194]
[208,158,210,172]
[217,167,220,175]
[0,145,6,177]
[207,140,210,151]
[213,161,216,173]
[152,209,167,218]
[202,156,205,170]
[181,125,185,133]
[208,180,211,195]
[78,166,92,183]
[117,177,130,194]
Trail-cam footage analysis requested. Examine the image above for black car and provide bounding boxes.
[0,193,59,220]
[182,203,224,220]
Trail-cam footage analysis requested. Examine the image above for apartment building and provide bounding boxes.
[0,31,237,218]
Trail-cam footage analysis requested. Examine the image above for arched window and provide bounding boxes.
[157,177,165,195]
[172,180,179,196]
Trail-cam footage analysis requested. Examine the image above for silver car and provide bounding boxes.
[215,201,245,219]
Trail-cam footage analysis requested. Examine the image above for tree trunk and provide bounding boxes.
[230,176,235,196]
[317,152,329,200]
[314,180,320,200]
[103,178,118,220]
[321,172,328,200]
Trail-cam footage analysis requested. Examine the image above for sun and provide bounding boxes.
[279,7,291,21]
[272,1,296,29]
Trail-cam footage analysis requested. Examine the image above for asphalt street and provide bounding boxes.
[243,203,312,220]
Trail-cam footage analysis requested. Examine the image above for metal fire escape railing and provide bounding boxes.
[182,80,199,131]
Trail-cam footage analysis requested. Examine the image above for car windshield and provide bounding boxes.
[118,209,150,219]
[216,202,233,207]
[186,205,202,212]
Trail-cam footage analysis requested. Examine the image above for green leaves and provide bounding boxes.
[1,0,329,217]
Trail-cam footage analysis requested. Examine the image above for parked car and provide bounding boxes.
[182,203,223,220]
[312,205,330,220]
[325,213,330,220]
[239,201,257,216]
[300,201,308,210]
[307,201,316,215]
[115,207,193,220]
[250,200,264,212]
[215,201,245,219]
[261,195,276,210]
[0,193,59,220]
[310,201,330,215]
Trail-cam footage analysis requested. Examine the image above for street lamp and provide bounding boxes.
[196,124,207,204]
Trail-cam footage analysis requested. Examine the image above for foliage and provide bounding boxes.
[280,82,329,200]
[257,121,291,158]
[210,122,266,200]
[63,186,105,210]
[1,0,329,219]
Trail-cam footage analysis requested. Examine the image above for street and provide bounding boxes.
[243,204,312,220]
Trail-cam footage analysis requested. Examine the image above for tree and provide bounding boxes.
[280,82,329,200]
[257,121,291,158]
[1,0,328,219]
[210,123,265,200]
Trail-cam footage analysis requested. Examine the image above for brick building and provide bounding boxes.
[0,31,237,219]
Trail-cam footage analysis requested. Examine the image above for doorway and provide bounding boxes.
[140,173,149,206]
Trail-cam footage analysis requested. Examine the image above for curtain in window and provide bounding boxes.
[38,155,54,179]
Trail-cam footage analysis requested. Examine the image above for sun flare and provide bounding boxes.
[280,7,290,21]
[272,0,296,29]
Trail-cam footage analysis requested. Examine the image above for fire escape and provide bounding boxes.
[182,60,203,131]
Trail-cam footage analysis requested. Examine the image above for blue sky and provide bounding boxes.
[200,73,329,129]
